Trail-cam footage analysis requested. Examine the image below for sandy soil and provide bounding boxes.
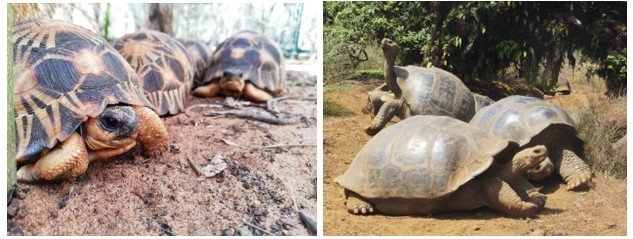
[7,67,317,236]
[323,74,626,236]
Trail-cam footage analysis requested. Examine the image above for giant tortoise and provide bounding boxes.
[469,95,592,190]
[337,115,547,217]
[366,39,476,136]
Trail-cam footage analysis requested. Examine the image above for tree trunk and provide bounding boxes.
[148,3,173,35]
[7,6,17,202]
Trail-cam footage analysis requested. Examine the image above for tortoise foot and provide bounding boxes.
[364,126,381,136]
[143,145,168,158]
[346,194,375,215]
[565,170,592,191]
[528,192,547,209]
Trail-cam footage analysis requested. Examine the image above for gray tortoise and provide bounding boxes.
[362,84,493,125]
[469,95,592,190]
[555,75,571,95]
[473,93,495,111]
[337,115,548,217]
[366,39,476,136]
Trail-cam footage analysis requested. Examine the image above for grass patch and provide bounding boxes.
[324,81,353,92]
[576,96,626,178]
[324,98,354,117]
[354,69,384,79]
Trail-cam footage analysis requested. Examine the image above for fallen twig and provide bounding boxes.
[275,95,317,102]
[186,157,204,176]
[299,211,317,234]
[204,110,299,125]
[285,178,317,235]
[242,220,274,236]
[213,138,240,147]
[186,103,223,111]
[258,144,317,149]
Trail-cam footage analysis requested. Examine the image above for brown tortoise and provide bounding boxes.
[12,19,168,183]
[115,30,195,116]
[193,31,286,103]
[178,38,212,83]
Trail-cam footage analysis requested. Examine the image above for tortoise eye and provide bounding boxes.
[100,116,120,130]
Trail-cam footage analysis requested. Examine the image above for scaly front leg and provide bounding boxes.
[133,106,169,157]
[17,132,89,182]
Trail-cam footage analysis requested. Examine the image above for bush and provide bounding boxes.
[576,96,626,178]
[324,2,627,94]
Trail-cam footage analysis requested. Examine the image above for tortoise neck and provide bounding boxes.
[383,55,400,97]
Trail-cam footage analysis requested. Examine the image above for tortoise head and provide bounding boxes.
[362,91,392,116]
[219,69,246,97]
[361,94,375,115]
[82,105,139,150]
[380,38,398,61]
[508,145,548,177]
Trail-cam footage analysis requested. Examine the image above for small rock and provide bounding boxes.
[530,229,546,236]
[20,186,30,198]
[7,222,25,236]
[278,218,295,229]
[170,145,180,154]
[58,198,68,209]
[238,227,252,236]
[473,226,481,231]
[7,198,20,218]
[221,227,236,236]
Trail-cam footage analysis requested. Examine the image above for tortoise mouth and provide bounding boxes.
[221,82,244,96]
[82,105,139,150]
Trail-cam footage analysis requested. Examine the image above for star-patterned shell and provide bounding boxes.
[115,30,195,116]
[178,38,212,82]
[12,19,151,162]
[202,31,285,92]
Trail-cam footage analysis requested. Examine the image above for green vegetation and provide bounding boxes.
[355,69,384,79]
[324,2,626,94]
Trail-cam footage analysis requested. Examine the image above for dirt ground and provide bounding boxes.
[7,65,317,236]
[323,68,626,236]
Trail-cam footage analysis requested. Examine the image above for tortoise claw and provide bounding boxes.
[565,170,593,191]
[345,192,375,215]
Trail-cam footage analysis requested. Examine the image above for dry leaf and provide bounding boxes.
[201,153,227,177]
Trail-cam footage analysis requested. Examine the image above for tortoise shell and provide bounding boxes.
[202,31,285,92]
[473,93,495,112]
[469,95,577,147]
[12,19,151,162]
[178,39,212,82]
[115,30,194,116]
[395,66,476,122]
[336,115,508,200]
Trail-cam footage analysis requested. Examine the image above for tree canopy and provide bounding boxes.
[324,1,626,94]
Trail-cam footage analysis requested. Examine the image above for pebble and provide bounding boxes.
[530,229,546,236]
[238,227,252,236]
[221,227,236,236]
[7,198,20,218]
